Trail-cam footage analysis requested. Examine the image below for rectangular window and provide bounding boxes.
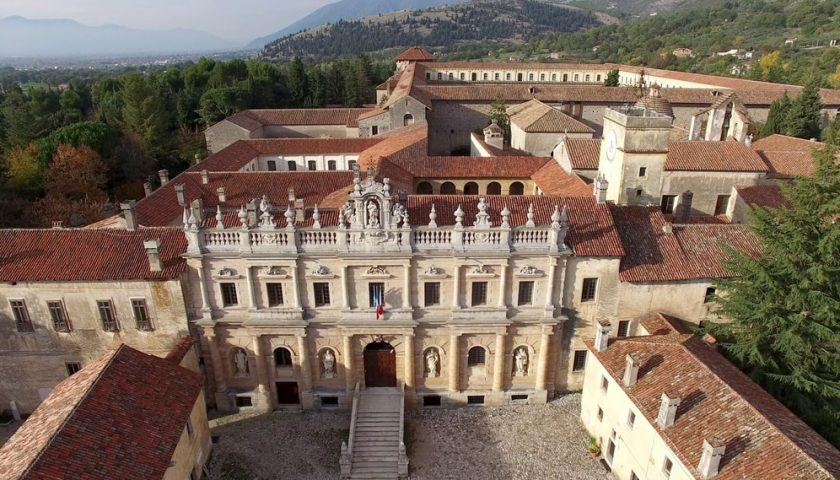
[597,74,602,82]
[581,278,598,302]
[563,73,568,82]
[423,395,442,407]
[663,457,673,478]
[482,72,488,80]
[448,72,453,80]
[48,301,70,332]
[585,74,591,82]
[186,419,194,438]
[600,375,609,393]
[517,281,534,306]
[528,73,534,81]
[131,299,153,331]
[638,166,647,177]
[424,282,440,307]
[369,282,385,308]
[636,188,643,197]
[267,160,277,171]
[471,282,488,306]
[220,283,238,307]
[494,72,500,80]
[714,194,731,216]
[627,410,636,430]
[314,282,331,307]
[267,283,284,307]
[307,160,317,171]
[327,160,337,171]
[467,395,485,405]
[572,350,587,371]
[10,300,33,332]
[66,362,81,376]
[597,407,604,421]
[287,160,297,171]
[348,160,357,171]
[617,320,630,337]
[459,72,465,80]
[371,126,379,135]
[506,73,511,81]
[661,195,677,214]
[704,287,716,303]
[235,396,253,407]
[551,73,557,81]
[97,300,118,332]
[437,72,442,80]
[539,73,545,81]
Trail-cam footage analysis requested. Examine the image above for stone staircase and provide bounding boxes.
[341,386,408,480]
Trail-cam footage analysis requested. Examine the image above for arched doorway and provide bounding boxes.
[440,182,456,195]
[509,182,525,195]
[464,182,479,195]
[403,113,415,126]
[364,341,397,387]
[416,181,433,194]
[487,182,501,195]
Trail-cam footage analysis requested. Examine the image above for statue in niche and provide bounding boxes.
[322,349,336,379]
[234,348,249,377]
[514,347,529,376]
[425,348,440,378]
[366,200,381,228]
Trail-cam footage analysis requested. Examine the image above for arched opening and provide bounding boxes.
[467,346,486,366]
[464,182,479,195]
[440,182,456,195]
[363,341,397,387]
[403,113,414,126]
[274,347,292,368]
[486,182,501,195]
[416,181,433,194]
[509,182,525,195]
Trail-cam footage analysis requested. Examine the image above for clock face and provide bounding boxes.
[606,129,617,161]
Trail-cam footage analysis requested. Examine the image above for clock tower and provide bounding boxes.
[596,106,673,205]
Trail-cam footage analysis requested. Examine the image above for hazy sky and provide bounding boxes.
[0,0,336,43]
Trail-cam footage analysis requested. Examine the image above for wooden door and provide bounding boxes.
[364,349,396,387]
[276,382,300,404]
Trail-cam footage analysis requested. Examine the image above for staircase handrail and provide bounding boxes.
[398,382,408,478]
[348,381,361,453]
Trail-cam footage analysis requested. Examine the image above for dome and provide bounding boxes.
[634,84,674,118]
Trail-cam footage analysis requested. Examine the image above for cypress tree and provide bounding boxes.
[785,78,823,140]
[759,91,792,138]
[707,146,840,447]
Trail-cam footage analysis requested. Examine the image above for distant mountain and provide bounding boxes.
[0,16,236,58]
[261,0,601,59]
[549,0,725,17]
[248,0,469,49]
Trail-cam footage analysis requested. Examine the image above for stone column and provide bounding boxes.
[404,334,415,391]
[404,264,412,309]
[452,265,461,308]
[203,327,228,410]
[545,258,557,309]
[497,263,508,308]
[297,334,314,408]
[448,333,460,392]
[536,330,552,392]
[196,260,212,318]
[341,265,350,309]
[291,262,302,309]
[252,335,271,411]
[246,267,257,311]
[344,335,355,392]
[492,332,506,392]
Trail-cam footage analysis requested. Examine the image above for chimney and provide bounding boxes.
[143,239,163,272]
[594,174,609,204]
[484,121,504,150]
[698,438,726,479]
[190,198,204,223]
[662,222,673,234]
[295,198,305,222]
[287,187,296,204]
[217,187,226,203]
[622,353,642,387]
[200,170,209,185]
[679,191,693,223]
[158,169,170,186]
[121,201,138,232]
[143,182,153,197]
[246,200,258,227]
[194,153,201,165]
[174,185,186,207]
[595,320,611,352]
[656,391,681,429]
[52,221,63,229]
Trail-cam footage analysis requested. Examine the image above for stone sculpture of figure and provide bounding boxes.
[425,348,440,378]
[514,347,529,376]
[367,200,380,228]
[322,349,336,379]
[344,202,356,225]
[234,348,249,376]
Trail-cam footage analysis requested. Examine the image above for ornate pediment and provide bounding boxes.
[306,264,336,279]
[258,266,289,279]
[213,267,242,279]
[362,265,391,278]
[420,265,446,279]
[515,265,544,278]
[467,264,495,278]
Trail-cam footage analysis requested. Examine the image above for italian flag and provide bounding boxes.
[374,289,385,320]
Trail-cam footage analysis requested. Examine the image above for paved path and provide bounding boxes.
[350,387,403,480]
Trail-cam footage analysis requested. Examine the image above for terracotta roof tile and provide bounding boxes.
[564,138,602,170]
[665,141,768,172]
[0,344,203,480]
[0,227,187,282]
[735,184,790,210]
[752,134,826,179]
[639,313,693,335]
[508,99,594,134]
[588,333,840,479]
[415,156,550,178]
[227,108,373,129]
[357,107,389,121]
[396,47,435,62]
[530,161,593,196]
[426,61,615,71]
[469,132,530,156]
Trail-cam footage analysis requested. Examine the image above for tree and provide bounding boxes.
[489,95,510,142]
[198,87,249,125]
[785,78,823,140]
[760,91,792,138]
[706,147,840,447]
[287,57,310,106]
[604,69,620,87]
[121,74,172,158]
[35,121,118,169]
[5,144,42,197]
[33,145,108,227]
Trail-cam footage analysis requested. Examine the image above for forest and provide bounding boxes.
[0,56,392,228]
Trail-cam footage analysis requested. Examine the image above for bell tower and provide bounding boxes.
[596,106,672,205]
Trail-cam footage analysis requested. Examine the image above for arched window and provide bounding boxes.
[487,182,501,195]
[509,182,524,195]
[440,182,456,195]
[467,346,486,366]
[274,348,292,368]
[464,182,479,195]
[403,113,414,126]
[416,181,433,194]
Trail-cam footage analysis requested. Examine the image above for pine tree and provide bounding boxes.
[759,91,792,138]
[489,95,510,142]
[287,57,309,106]
[785,78,823,140]
[707,146,840,447]
[604,69,620,87]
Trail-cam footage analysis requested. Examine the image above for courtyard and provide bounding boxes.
[206,394,610,480]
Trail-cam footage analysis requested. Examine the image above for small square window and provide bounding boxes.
[601,375,609,393]
[348,160,357,171]
[267,283,284,307]
[66,362,82,376]
[423,395,442,407]
[636,188,643,197]
[663,457,673,478]
[235,396,253,407]
[10,300,33,332]
[220,283,238,307]
[661,195,677,215]
[617,320,630,337]
[639,167,647,177]
[572,350,587,371]
[314,282,331,307]
[267,160,277,171]
[307,160,317,171]
[511,394,528,401]
[715,194,731,216]
[581,278,598,302]
[517,281,534,306]
[321,396,339,406]
[371,126,379,136]
[287,161,297,171]
[597,407,604,421]
[704,287,717,304]
[627,410,636,430]
[471,282,488,306]
[328,160,337,171]
[424,282,440,306]
[467,395,485,405]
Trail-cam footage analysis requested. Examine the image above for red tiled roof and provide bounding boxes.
[357,107,389,121]
[407,195,624,257]
[508,99,594,134]
[587,333,840,479]
[396,47,435,62]
[530,161,593,196]
[225,108,373,129]
[611,206,762,282]
[469,132,530,157]
[426,61,615,71]
[639,313,693,335]
[735,184,790,210]
[752,134,826,179]
[665,141,768,172]
[414,156,550,178]
[0,227,187,282]
[564,138,602,170]
[0,344,203,480]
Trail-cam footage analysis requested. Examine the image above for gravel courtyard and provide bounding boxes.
[206,394,609,480]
